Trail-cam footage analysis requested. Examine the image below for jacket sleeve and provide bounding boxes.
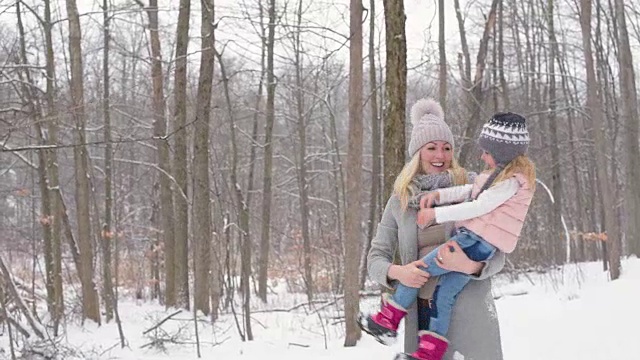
[367,196,399,289]
[469,250,505,281]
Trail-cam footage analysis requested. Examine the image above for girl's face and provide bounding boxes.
[419,141,453,174]
[481,150,497,169]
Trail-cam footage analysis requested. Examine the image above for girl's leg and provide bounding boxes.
[391,240,455,309]
[429,272,472,336]
[417,298,432,331]
[428,230,497,336]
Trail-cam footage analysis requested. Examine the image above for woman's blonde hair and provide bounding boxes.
[393,152,469,210]
[492,155,536,190]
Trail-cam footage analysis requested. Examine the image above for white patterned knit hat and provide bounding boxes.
[408,98,454,157]
[478,112,530,165]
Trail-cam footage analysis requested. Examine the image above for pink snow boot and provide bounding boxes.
[357,293,407,345]
[394,331,449,360]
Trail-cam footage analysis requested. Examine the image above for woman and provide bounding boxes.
[362,98,505,360]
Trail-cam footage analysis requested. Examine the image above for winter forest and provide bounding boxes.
[0,0,638,358]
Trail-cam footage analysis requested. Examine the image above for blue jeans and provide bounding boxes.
[392,228,496,336]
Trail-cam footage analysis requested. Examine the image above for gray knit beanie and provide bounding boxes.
[478,112,530,166]
[408,98,454,157]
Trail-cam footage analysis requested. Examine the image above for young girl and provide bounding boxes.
[359,112,535,360]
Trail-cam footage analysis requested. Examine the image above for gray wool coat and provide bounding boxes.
[367,195,505,360]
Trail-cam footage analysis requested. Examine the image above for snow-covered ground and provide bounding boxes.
[2,257,638,360]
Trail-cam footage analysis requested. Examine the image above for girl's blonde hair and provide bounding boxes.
[492,155,536,190]
[394,152,469,210]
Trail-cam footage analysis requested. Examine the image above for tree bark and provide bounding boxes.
[251,0,267,303]
[546,0,564,262]
[43,0,63,334]
[258,0,277,303]
[172,0,191,308]
[15,0,57,331]
[382,0,407,201]
[613,0,640,259]
[64,0,100,324]
[193,0,215,316]
[361,0,380,290]
[578,0,620,279]
[292,0,313,301]
[216,49,253,340]
[141,0,176,307]
[101,0,115,322]
[438,0,447,111]
[344,0,363,347]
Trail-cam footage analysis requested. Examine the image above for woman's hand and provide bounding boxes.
[389,260,431,288]
[417,208,436,229]
[436,240,484,275]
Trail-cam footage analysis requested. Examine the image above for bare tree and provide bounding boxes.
[14,0,57,333]
[546,0,563,259]
[438,0,446,110]
[613,0,640,258]
[172,0,191,308]
[101,0,115,323]
[291,0,314,301]
[65,0,101,324]
[344,0,364,347]
[360,0,381,289]
[137,0,177,307]
[456,0,499,167]
[578,0,621,279]
[258,0,277,302]
[43,0,63,334]
[193,0,215,316]
[215,48,253,341]
[382,0,407,200]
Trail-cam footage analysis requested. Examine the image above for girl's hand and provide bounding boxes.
[392,260,431,288]
[419,191,440,209]
[417,208,436,229]
[436,240,484,275]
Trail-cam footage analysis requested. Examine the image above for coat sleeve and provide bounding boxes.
[367,196,400,289]
[469,250,505,281]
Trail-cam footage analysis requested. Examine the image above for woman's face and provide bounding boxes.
[419,141,453,174]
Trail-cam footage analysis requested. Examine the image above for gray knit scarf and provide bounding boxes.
[407,171,477,209]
